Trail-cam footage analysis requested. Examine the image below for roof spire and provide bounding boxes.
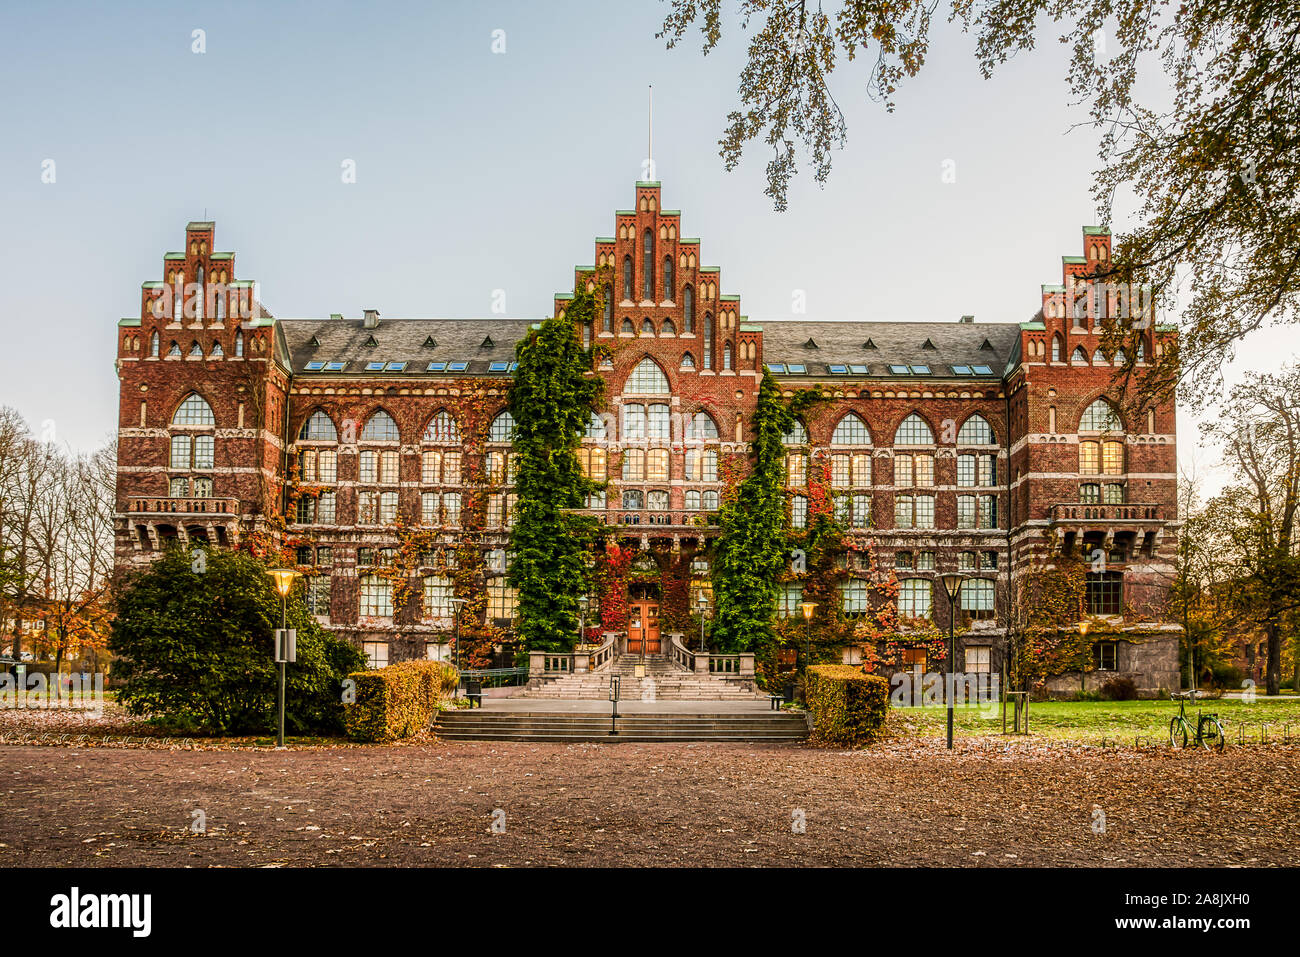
[647,85,653,180]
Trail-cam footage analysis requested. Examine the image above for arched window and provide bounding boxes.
[234,331,244,357]
[215,287,225,321]
[623,256,634,301]
[641,318,655,335]
[663,255,674,301]
[957,414,995,445]
[1051,334,1062,362]
[683,285,695,333]
[642,229,654,300]
[894,413,934,445]
[602,284,613,332]
[582,321,592,349]
[831,414,871,446]
[1079,399,1123,432]
[681,352,695,369]
[684,411,719,441]
[1071,346,1088,364]
[299,410,338,441]
[489,410,515,443]
[168,340,181,357]
[783,419,809,445]
[195,266,204,321]
[661,319,675,336]
[361,410,400,441]
[585,412,607,440]
[622,489,644,510]
[703,313,714,368]
[173,393,215,426]
[1093,347,1107,364]
[723,341,732,370]
[625,358,670,393]
[1073,289,1089,324]
[423,411,460,443]
[150,331,159,357]
[188,341,203,357]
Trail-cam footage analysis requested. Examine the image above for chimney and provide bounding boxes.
[363,309,380,329]
[959,314,974,323]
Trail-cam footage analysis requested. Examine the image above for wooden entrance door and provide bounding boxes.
[627,601,661,654]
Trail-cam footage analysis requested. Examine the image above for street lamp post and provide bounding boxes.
[939,574,967,750]
[799,601,817,670]
[266,568,300,749]
[697,591,709,658]
[578,595,589,647]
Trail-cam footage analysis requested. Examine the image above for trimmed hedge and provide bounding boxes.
[805,665,890,747]
[344,660,459,743]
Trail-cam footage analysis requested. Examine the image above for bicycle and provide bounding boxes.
[1169,691,1225,751]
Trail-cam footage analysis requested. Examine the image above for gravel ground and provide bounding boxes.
[2,737,1297,867]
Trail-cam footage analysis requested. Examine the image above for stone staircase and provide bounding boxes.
[517,655,765,701]
[434,710,809,743]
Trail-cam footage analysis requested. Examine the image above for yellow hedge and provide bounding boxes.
[344,660,459,743]
[805,665,890,747]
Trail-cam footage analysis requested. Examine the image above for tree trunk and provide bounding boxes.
[1266,623,1282,696]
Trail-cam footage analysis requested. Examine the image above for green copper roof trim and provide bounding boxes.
[1020,321,1046,331]
[1062,255,1086,264]
[720,294,740,301]
[616,210,636,215]
[1041,284,1066,293]
[186,221,215,229]
[635,181,661,187]
[210,252,234,258]
[574,266,594,272]
[740,323,761,332]
[555,293,575,300]
[118,317,142,327]
[1155,323,1178,332]
[164,252,185,260]
[680,238,700,243]
[1082,226,1110,236]
[596,237,615,243]
[660,210,680,216]
[230,280,256,287]
[700,266,720,272]
[141,281,166,288]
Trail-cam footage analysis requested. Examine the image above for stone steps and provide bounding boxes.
[517,654,766,702]
[434,711,809,743]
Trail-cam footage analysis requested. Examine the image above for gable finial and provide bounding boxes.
[647,85,653,179]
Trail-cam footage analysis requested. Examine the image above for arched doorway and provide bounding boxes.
[627,582,661,655]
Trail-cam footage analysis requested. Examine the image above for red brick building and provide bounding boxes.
[113,181,1181,692]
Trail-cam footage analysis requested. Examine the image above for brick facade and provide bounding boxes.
[112,183,1182,694]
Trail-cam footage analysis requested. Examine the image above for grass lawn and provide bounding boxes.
[894,697,1300,744]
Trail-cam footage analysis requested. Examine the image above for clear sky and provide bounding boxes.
[1,0,1290,493]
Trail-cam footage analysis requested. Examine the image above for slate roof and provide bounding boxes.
[757,320,1020,380]
[278,318,535,376]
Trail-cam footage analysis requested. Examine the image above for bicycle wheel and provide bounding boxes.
[1198,716,1225,752]
[1169,717,1188,748]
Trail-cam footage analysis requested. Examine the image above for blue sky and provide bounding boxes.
[0,0,1288,490]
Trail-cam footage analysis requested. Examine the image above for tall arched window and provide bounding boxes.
[684,411,719,441]
[195,266,204,321]
[169,393,216,499]
[783,419,809,445]
[661,319,675,336]
[957,414,995,445]
[623,256,633,301]
[1071,346,1088,364]
[299,410,338,441]
[683,285,695,333]
[1051,334,1062,362]
[602,284,613,332]
[624,358,670,394]
[642,229,654,300]
[894,413,934,445]
[150,331,159,357]
[723,341,732,370]
[680,352,695,369]
[622,317,634,335]
[703,313,714,369]
[663,255,674,301]
[489,411,515,443]
[423,411,460,443]
[641,318,655,335]
[831,414,871,446]
[361,410,400,441]
[1079,399,1123,432]
[234,331,244,357]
